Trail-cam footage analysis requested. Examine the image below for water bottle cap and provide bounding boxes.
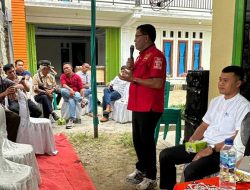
[224,138,233,145]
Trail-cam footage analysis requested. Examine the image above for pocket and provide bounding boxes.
[220,115,235,132]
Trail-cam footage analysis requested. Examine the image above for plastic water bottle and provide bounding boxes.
[219,138,236,190]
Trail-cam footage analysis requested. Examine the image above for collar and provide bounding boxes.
[139,44,155,54]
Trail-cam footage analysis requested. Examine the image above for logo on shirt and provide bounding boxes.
[153,57,163,70]
[143,53,152,61]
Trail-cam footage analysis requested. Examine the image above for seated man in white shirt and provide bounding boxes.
[100,66,129,122]
[158,66,250,190]
[76,62,93,116]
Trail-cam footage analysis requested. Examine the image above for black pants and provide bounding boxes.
[159,144,220,190]
[132,111,162,180]
[8,99,42,118]
[5,109,20,142]
[35,94,53,119]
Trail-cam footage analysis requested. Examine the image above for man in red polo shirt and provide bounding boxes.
[60,62,85,129]
[119,24,166,190]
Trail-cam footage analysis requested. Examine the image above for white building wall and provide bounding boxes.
[121,23,212,85]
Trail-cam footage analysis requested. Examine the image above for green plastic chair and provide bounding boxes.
[52,93,58,110]
[154,81,182,145]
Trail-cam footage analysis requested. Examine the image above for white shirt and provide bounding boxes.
[233,126,245,161]
[110,76,128,97]
[202,93,250,145]
[76,71,91,88]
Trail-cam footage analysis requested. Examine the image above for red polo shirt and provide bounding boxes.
[127,44,166,112]
[60,73,83,92]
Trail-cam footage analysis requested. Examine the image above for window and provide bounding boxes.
[163,40,173,77]
[192,41,202,70]
[185,32,189,38]
[170,31,174,38]
[163,31,166,37]
[177,41,188,76]
[199,32,203,39]
[178,31,181,38]
[193,32,196,38]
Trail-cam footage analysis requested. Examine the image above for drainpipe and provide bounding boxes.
[0,0,5,14]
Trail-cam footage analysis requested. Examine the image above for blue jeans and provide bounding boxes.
[61,88,82,119]
[102,87,121,111]
[84,89,92,113]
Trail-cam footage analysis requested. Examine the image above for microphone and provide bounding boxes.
[130,45,134,60]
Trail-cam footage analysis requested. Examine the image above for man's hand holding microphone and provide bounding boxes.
[119,45,135,82]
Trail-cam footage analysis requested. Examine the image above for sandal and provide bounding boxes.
[81,98,88,108]
[100,116,109,122]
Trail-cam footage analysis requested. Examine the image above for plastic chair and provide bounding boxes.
[16,90,58,155]
[154,81,182,145]
[111,83,132,123]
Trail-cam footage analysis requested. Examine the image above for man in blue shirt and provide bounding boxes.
[15,59,31,79]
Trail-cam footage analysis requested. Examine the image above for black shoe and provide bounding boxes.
[97,100,101,105]
[73,118,81,124]
[51,112,60,121]
[66,119,74,129]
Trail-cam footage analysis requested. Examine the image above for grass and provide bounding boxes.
[116,132,135,156]
[68,132,109,148]
[68,132,134,149]
[116,132,133,148]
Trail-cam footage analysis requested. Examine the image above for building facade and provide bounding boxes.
[7,0,212,85]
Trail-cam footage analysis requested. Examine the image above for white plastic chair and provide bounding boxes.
[61,99,84,120]
[16,90,58,155]
[0,105,39,190]
[111,83,132,123]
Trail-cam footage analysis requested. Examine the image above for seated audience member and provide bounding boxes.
[60,62,85,129]
[15,59,31,80]
[33,60,59,121]
[3,64,41,118]
[0,75,22,142]
[100,66,129,122]
[76,62,93,115]
[159,66,250,190]
[233,112,250,164]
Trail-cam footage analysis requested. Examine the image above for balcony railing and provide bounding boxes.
[36,0,212,12]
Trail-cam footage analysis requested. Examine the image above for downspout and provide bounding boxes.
[0,0,5,15]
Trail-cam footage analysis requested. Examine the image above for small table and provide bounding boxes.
[174,177,250,190]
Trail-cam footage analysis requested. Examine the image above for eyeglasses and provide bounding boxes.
[135,34,146,38]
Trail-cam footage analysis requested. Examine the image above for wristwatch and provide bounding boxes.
[208,144,216,152]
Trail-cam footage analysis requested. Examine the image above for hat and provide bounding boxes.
[38,60,54,68]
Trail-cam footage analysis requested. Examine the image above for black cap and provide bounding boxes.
[38,60,54,68]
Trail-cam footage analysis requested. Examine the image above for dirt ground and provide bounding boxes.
[52,89,186,190]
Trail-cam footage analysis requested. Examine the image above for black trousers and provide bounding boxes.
[132,111,162,180]
[159,144,220,190]
[8,99,42,118]
[5,109,20,142]
[35,94,53,119]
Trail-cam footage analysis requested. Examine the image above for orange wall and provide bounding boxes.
[12,0,28,69]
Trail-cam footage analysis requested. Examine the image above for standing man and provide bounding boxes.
[159,66,250,190]
[60,62,85,129]
[76,62,93,115]
[119,24,166,190]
